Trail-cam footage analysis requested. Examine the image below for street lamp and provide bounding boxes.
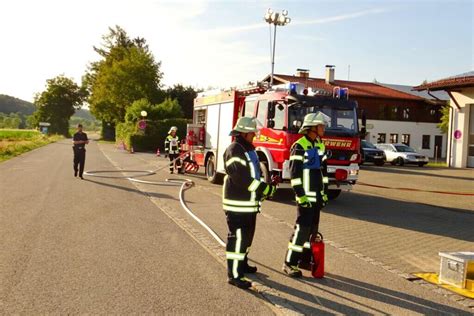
[264,8,291,87]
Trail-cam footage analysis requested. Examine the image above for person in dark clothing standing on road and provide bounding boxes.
[223,117,276,289]
[72,124,89,179]
[283,112,330,277]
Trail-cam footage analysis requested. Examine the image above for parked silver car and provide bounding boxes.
[375,143,429,167]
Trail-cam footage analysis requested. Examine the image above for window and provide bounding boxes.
[195,109,206,124]
[377,133,386,143]
[389,133,398,143]
[401,134,410,146]
[256,100,268,126]
[402,108,410,119]
[273,103,286,130]
[244,100,256,117]
[422,135,430,149]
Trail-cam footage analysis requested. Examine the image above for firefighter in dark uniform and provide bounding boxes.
[164,126,182,174]
[283,112,330,277]
[223,117,276,289]
[72,123,89,179]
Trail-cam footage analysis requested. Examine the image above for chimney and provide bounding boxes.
[325,65,335,84]
[296,68,310,78]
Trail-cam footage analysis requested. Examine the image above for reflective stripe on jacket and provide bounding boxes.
[223,136,268,213]
[165,135,180,154]
[289,135,328,203]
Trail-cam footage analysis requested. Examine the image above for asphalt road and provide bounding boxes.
[95,142,473,314]
[0,139,273,314]
[1,139,473,314]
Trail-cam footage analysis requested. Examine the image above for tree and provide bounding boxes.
[32,75,86,136]
[0,113,21,129]
[165,84,200,119]
[85,26,163,124]
[125,98,155,123]
[125,98,183,123]
[438,102,450,134]
[155,98,183,119]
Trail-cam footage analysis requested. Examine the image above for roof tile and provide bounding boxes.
[272,74,423,100]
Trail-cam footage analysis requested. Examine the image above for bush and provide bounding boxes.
[115,122,136,150]
[115,118,189,152]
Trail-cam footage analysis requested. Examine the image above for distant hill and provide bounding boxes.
[73,109,96,120]
[0,94,96,120]
[0,94,35,115]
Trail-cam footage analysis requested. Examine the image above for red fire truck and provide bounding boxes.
[184,82,365,200]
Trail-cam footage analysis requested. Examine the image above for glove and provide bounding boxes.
[297,195,312,208]
[262,184,277,200]
[321,191,328,207]
[271,175,282,186]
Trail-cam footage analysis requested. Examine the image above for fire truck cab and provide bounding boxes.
[187,83,363,200]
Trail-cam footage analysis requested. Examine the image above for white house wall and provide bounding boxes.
[364,120,446,158]
[448,88,474,168]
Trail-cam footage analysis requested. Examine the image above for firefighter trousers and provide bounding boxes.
[285,204,321,267]
[168,153,182,172]
[226,212,257,279]
[73,148,86,177]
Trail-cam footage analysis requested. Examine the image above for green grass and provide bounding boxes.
[0,129,41,140]
[426,161,448,168]
[97,139,115,144]
[0,129,63,162]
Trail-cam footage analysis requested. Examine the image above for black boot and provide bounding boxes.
[283,264,302,278]
[244,263,257,273]
[243,258,257,273]
[228,277,252,289]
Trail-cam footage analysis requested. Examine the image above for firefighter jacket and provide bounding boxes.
[223,136,269,213]
[289,135,329,205]
[165,135,180,154]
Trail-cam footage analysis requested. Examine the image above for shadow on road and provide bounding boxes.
[251,260,471,315]
[269,188,473,242]
[304,273,472,315]
[326,191,474,242]
[83,177,178,201]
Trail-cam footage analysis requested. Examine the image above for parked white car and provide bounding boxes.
[375,143,429,167]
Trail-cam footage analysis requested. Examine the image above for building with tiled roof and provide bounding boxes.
[414,71,474,168]
[262,66,448,159]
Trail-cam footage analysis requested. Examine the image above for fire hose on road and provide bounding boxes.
[83,155,227,247]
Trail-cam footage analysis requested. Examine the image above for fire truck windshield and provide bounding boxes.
[288,98,358,136]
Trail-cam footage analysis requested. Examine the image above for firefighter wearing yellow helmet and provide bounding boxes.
[164,126,182,174]
[283,112,330,277]
[223,116,276,289]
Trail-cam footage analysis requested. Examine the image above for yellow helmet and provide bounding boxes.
[298,112,330,134]
[230,117,259,135]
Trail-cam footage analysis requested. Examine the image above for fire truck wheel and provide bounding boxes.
[327,189,341,200]
[259,161,271,183]
[206,154,223,184]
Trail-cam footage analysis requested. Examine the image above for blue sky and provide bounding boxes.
[0,0,472,102]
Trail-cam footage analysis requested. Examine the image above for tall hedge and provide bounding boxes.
[116,118,189,152]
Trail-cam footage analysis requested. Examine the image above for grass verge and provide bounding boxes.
[426,161,448,168]
[0,130,63,162]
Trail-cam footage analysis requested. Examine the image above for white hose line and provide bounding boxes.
[85,157,227,247]
[84,153,186,179]
[84,170,155,178]
[127,178,181,186]
[174,179,226,247]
